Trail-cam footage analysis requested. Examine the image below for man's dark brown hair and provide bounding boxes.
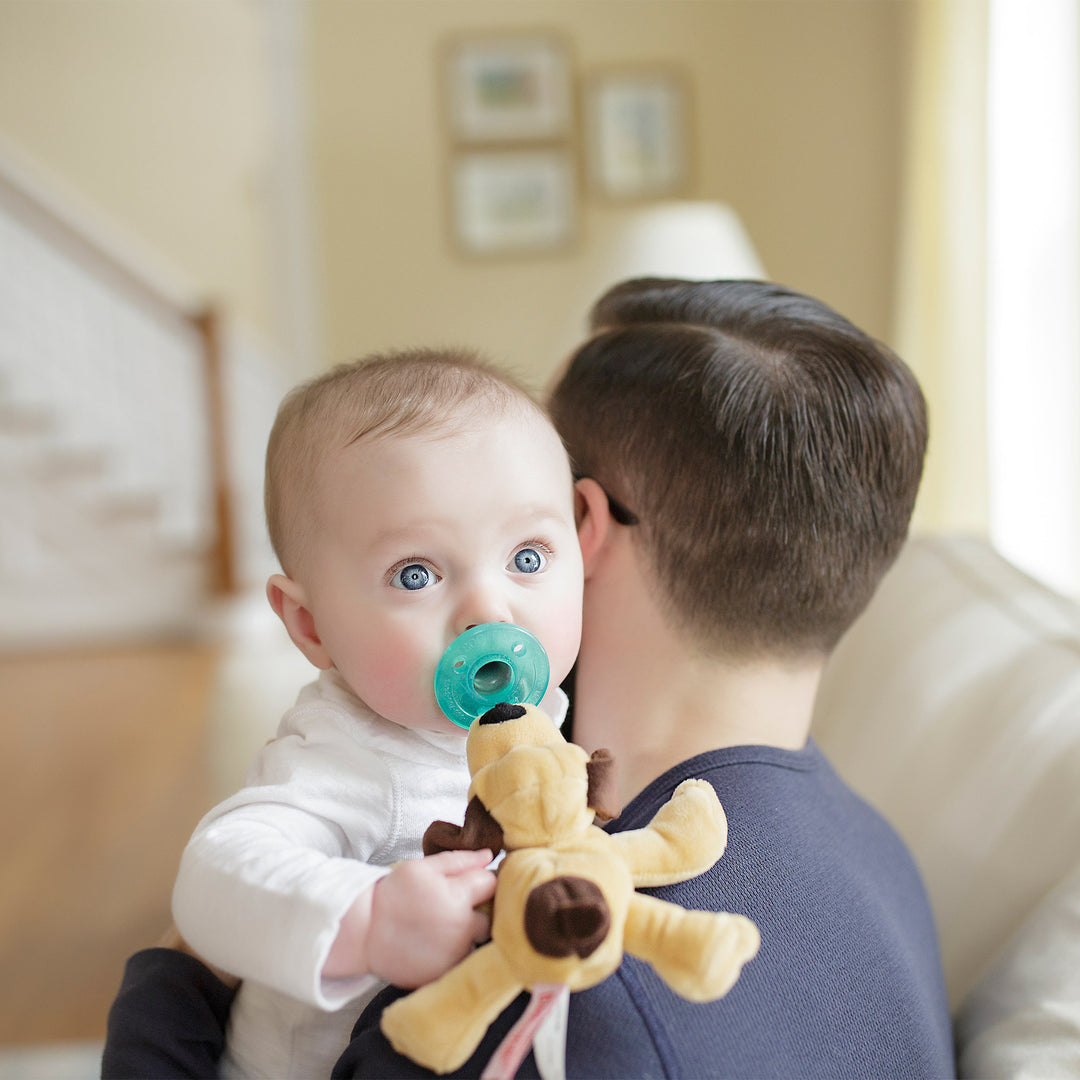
[549,278,928,656]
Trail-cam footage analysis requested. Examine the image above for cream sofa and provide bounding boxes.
[815,535,1080,1078]
[208,534,1080,1077]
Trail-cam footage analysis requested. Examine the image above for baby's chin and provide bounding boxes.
[392,705,468,737]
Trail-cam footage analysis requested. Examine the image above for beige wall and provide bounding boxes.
[310,0,912,390]
[1,0,920,480]
[0,0,279,344]
[0,0,910,383]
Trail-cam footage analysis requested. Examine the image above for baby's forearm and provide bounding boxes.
[173,817,385,1007]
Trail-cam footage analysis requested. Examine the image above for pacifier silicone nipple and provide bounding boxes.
[434,623,550,729]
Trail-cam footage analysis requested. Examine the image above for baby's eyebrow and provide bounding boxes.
[366,505,570,553]
[500,508,572,536]
[366,524,436,551]
[503,500,573,523]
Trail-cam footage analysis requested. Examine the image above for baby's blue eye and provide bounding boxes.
[512,548,545,574]
[392,563,432,591]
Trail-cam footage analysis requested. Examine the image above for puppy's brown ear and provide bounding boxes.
[586,748,619,822]
[422,820,463,856]
[460,795,505,852]
[422,796,504,856]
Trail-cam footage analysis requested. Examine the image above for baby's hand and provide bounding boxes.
[366,849,496,988]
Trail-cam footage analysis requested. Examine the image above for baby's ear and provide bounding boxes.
[266,574,332,669]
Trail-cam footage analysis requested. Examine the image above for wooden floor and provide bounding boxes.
[0,641,220,1045]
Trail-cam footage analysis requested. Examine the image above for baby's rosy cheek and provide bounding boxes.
[362,636,432,702]
[544,615,583,658]
[551,637,583,683]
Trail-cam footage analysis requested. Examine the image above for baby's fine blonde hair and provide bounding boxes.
[265,347,545,575]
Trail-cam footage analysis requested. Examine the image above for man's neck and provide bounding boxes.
[571,542,823,810]
[573,648,821,810]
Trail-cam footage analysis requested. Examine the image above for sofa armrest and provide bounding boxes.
[955,858,1080,1079]
[814,535,1080,1008]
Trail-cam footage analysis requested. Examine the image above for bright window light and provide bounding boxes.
[986,0,1080,596]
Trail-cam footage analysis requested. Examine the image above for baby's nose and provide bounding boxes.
[455,589,512,636]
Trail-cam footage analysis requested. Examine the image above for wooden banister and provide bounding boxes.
[193,307,239,596]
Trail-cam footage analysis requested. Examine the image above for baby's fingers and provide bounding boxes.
[426,848,494,876]
[457,866,498,907]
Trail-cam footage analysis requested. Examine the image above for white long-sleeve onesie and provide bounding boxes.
[172,669,565,1078]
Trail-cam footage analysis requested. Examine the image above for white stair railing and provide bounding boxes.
[0,143,285,650]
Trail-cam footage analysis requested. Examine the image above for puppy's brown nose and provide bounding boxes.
[478,702,528,726]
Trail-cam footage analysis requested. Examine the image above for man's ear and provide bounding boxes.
[574,477,612,576]
[266,574,332,669]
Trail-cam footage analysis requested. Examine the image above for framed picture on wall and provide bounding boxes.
[444,34,573,143]
[450,149,576,256]
[584,69,690,199]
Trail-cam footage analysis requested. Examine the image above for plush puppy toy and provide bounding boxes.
[380,702,760,1076]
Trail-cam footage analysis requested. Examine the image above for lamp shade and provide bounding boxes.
[587,199,765,291]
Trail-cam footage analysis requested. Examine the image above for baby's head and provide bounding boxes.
[551,278,927,660]
[265,348,583,734]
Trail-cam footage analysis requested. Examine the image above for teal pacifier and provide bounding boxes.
[434,623,550,729]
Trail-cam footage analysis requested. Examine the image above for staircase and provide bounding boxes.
[0,145,286,651]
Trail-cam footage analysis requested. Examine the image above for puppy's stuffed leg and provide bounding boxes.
[623,892,760,1002]
[381,943,523,1075]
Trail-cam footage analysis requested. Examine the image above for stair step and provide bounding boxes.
[0,553,212,651]
[28,445,111,483]
[91,489,161,524]
[0,524,205,582]
[0,400,53,436]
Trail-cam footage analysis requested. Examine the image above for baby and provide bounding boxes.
[171,348,584,1078]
